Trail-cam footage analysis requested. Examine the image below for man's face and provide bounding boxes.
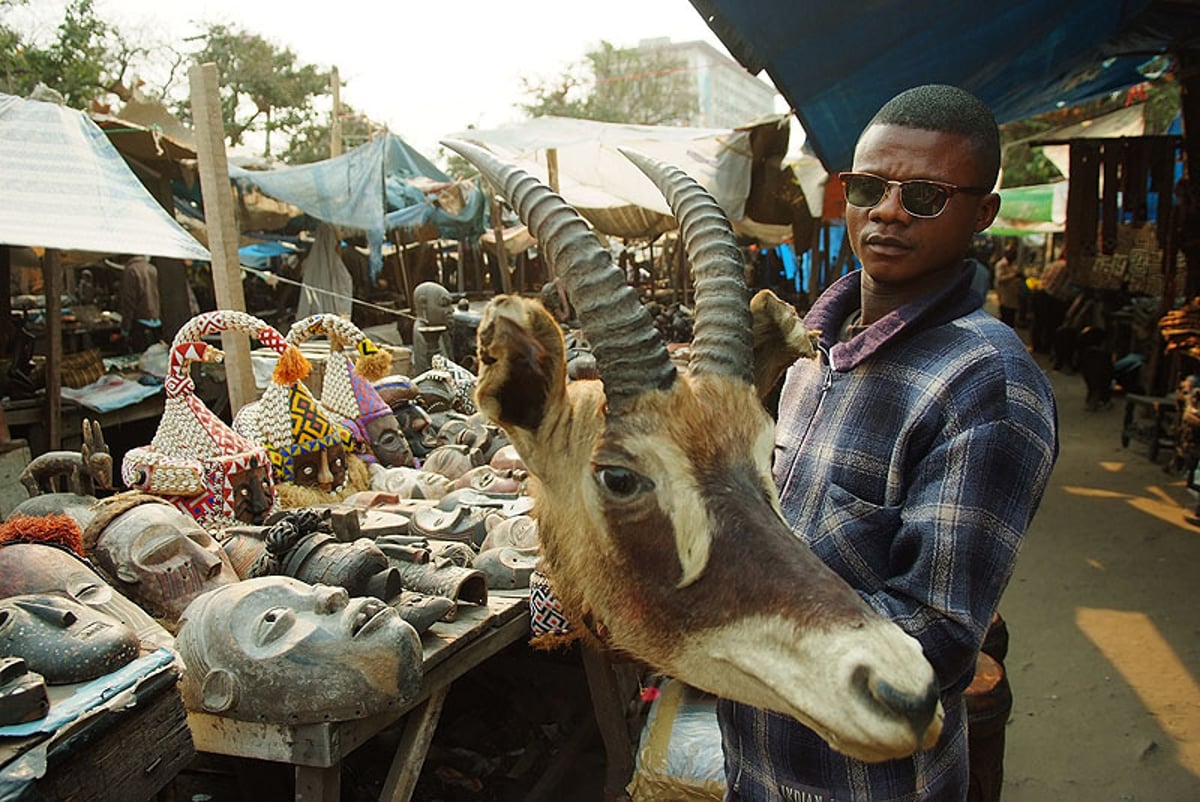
[96,503,241,622]
[293,443,348,491]
[846,124,1000,287]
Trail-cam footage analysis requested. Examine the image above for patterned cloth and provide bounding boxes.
[719,262,1059,802]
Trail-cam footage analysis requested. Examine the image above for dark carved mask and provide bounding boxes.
[0,542,174,651]
[0,593,140,684]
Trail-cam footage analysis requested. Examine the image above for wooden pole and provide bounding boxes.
[545,149,559,281]
[490,196,513,294]
[44,249,62,450]
[394,232,415,316]
[189,62,257,416]
[330,66,343,158]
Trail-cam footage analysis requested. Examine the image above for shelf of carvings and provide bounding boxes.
[186,590,530,802]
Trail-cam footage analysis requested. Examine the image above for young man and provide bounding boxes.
[718,85,1059,800]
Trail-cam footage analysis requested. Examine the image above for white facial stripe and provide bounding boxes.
[621,430,713,588]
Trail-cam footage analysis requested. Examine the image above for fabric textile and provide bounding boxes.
[719,261,1059,801]
[296,223,353,319]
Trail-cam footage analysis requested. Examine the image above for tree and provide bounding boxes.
[520,40,697,126]
[281,102,385,165]
[0,0,148,110]
[184,24,331,158]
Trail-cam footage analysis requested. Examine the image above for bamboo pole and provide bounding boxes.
[189,62,257,415]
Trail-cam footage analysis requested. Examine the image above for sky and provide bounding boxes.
[14,0,781,160]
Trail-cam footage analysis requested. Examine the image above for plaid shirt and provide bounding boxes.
[719,262,1058,802]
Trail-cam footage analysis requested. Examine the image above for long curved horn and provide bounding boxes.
[619,149,753,385]
[441,138,676,412]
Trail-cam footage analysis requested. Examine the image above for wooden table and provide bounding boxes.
[0,651,194,802]
[186,591,531,802]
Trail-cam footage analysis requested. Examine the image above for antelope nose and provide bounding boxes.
[872,676,941,740]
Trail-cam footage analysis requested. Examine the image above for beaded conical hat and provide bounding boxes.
[122,310,287,531]
[287,314,394,453]
[233,343,354,484]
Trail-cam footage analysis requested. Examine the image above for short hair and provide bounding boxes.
[865,84,1001,189]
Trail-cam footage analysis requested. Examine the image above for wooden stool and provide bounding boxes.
[1120,393,1177,462]
[965,651,1011,802]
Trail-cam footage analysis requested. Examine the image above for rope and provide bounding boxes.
[238,264,420,322]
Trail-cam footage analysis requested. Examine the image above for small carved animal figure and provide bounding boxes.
[443,139,943,763]
[20,419,113,497]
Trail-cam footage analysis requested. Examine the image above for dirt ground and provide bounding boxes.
[1000,350,1200,801]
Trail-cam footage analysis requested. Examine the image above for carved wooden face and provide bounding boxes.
[175,576,422,723]
[95,503,241,623]
[0,593,140,684]
[0,542,174,651]
[364,412,413,468]
[229,462,274,524]
[292,443,347,491]
[473,294,944,763]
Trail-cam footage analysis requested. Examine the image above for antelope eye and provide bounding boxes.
[595,467,648,498]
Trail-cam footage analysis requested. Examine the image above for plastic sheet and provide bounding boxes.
[629,678,725,802]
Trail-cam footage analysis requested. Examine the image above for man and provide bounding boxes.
[1032,250,1074,356]
[119,255,162,352]
[718,85,1059,800]
[993,244,1023,327]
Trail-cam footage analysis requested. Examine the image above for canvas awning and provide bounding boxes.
[449,115,795,244]
[0,93,210,261]
[689,0,1197,173]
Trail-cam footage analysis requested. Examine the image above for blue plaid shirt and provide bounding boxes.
[719,262,1059,801]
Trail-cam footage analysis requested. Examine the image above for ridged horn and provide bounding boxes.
[619,148,753,385]
[441,138,676,412]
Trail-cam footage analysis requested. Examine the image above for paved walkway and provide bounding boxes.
[1001,351,1200,800]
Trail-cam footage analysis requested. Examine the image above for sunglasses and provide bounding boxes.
[838,171,990,218]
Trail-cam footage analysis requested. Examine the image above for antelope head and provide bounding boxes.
[442,140,943,762]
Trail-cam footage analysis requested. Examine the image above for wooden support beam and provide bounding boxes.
[189,62,257,415]
[44,249,62,450]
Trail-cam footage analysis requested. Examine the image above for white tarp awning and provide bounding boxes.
[0,93,210,260]
[447,116,764,240]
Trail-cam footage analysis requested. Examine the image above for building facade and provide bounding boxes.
[639,37,780,129]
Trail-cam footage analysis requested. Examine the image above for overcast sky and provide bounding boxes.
[13,0,779,159]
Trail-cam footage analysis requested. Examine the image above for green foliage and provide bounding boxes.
[187,23,331,158]
[280,102,383,165]
[0,0,144,109]
[520,40,697,125]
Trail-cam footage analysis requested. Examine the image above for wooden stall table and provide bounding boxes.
[0,650,194,801]
[186,590,530,802]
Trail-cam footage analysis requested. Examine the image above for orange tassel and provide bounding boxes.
[355,347,393,382]
[273,345,311,385]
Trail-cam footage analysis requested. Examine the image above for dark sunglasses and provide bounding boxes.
[838,171,990,218]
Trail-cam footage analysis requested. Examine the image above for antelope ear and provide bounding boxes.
[750,289,819,401]
[475,295,567,433]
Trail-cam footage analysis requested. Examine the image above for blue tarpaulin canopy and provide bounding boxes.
[228,133,487,278]
[688,0,1199,173]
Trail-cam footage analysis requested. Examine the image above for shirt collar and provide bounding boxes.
[805,260,987,371]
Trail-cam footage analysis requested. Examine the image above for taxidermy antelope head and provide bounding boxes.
[442,139,943,762]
